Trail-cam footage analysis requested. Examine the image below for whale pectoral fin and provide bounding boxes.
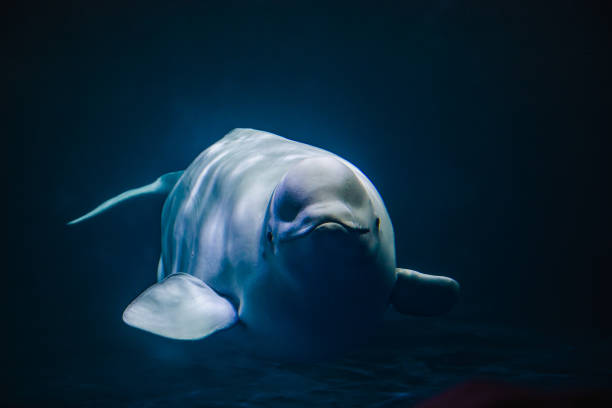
[122,273,238,340]
[391,268,460,316]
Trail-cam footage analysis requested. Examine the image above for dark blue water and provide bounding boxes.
[13,1,611,406]
[12,314,611,407]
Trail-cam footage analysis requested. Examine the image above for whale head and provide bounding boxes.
[256,156,396,357]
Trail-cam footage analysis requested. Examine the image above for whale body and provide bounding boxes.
[69,128,459,358]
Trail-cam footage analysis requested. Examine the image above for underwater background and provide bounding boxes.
[12,1,611,406]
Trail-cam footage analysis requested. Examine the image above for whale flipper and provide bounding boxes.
[122,273,238,340]
[391,268,460,316]
[67,171,184,225]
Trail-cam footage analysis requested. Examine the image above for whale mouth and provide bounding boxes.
[313,221,370,235]
[278,219,370,243]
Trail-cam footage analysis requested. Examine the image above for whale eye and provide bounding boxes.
[375,217,380,230]
[267,231,273,243]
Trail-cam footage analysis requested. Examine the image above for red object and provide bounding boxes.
[416,380,611,408]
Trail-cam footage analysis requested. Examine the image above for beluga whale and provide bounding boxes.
[69,128,460,358]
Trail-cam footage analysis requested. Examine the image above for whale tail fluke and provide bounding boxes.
[66,171,184,225]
